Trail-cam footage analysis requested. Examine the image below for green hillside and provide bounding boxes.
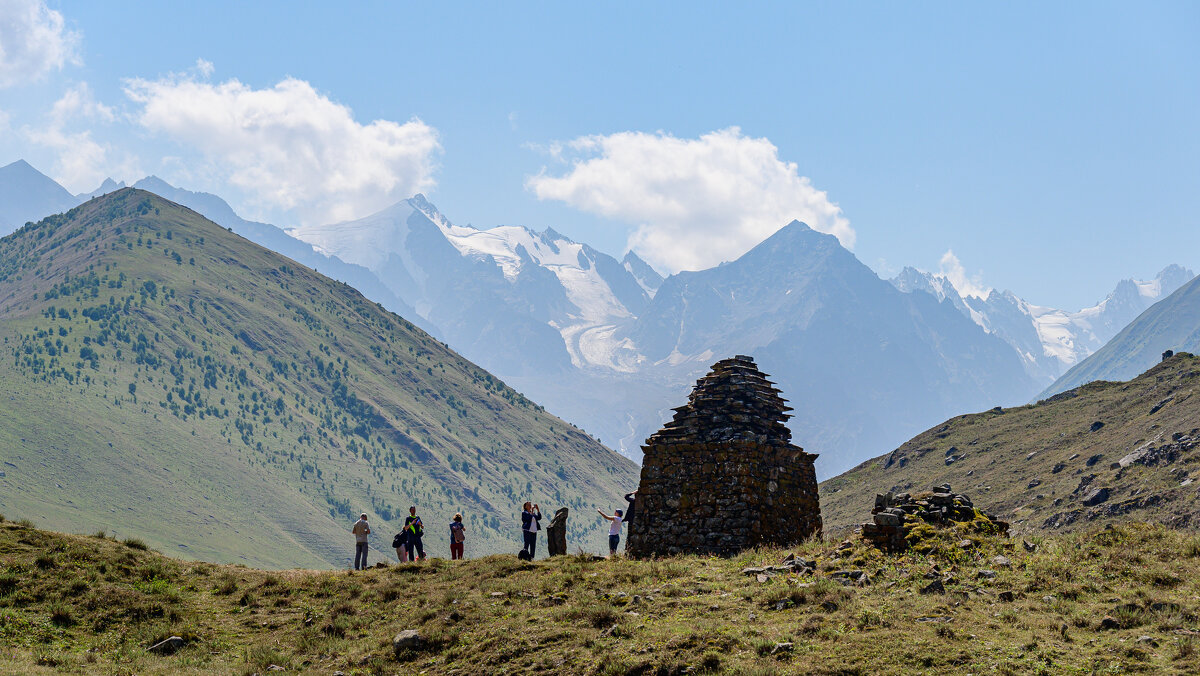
[822,353,1200,536]
[0,189,638,568]
[4,518,1200,674]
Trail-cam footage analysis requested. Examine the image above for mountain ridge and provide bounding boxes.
[0,188,638,568]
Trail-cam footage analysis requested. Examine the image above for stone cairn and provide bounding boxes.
[862,483,1008,551]
[626,355,822,558]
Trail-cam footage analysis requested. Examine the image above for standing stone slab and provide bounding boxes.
[626,355,821,558]
[546,507,569,556]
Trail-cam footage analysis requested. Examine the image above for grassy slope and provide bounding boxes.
[0,189,638,568]
[3,518,1200,674]
[821,354,1200,536]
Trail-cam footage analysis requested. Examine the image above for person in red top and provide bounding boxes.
[449,513,466,560]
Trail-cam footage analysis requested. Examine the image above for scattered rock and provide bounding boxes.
[990,555,1012,568]
[1082,487,1110,506]
[976,569,997,580]
[1027,478,1042,489]
[1051,462,1066,474]
[392,630,422,654]
[1137,636,1158,647]
[1022,540,1037,553]
[920,579,945,595]
[957,539,974,550]
[1099,616,1120,630]
[147,636,185,655]
[1090,421,1105,432]
[819,601,839,613]
[756,574,769,583]
[266,666,285,672]
[771,642,794,655]
[997,591,1015,602]
[1085,454,1103,467]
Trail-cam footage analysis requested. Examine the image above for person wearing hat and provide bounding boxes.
[449,513,466,560]
[351,513,371,570]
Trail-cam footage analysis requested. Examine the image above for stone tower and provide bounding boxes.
[626,355,821,558]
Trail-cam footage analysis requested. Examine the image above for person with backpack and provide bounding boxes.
[392,526,410,563]
[597,508,624,557]
[403,506,425,561]
[449,513,466,560]
[520,502,542,559]
[351,513,371,570]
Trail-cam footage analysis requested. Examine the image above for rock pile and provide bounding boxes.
[627,355,821,558]
[861,484,1008,551]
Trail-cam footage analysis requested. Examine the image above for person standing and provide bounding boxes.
[393,527,410,563]
[598,508,624,557]
[404,506,425,561]
[351,513,371,570]
[521,502,542,559]
[449,513,466,560]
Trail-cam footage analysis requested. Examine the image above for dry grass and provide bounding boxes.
[2,520,1200,674]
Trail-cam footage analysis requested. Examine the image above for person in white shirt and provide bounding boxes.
[597,508,624,557]
[351,513,371,570]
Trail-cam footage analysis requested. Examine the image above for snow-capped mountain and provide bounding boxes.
[297,206,1039,476]
[890,265,1195,384]
[289,197,653,374]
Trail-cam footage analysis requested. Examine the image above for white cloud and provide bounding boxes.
[938,249,991,299]
[0,0,81,88]
[124,73,441,224]
[526,127,854,273]
[23,82,138,192]
[194,58,214,77]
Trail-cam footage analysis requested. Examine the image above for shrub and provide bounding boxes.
[48,602,73,626]
[34,554,56,570]
[123,537,148,551]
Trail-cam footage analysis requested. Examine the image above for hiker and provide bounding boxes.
[598,508,624,557]
[392,526,410,563]
[403,506,426,561]
[351,513,371,570]
[449,513,466,560]
[521,502,542,559]
[623,491,637,529]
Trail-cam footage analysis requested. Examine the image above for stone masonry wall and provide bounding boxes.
[626,356,821,557]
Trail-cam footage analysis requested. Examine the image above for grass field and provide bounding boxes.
[3,516,1200,674]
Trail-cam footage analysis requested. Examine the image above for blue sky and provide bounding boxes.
[1,1,1197,309]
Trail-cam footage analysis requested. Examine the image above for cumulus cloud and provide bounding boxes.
[124,73,441,224]
[527,127,854,272]
[24,82,138,192]
[0,0,81,88]
[938,249,991,299]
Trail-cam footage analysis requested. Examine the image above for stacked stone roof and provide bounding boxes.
[649,355,794,445]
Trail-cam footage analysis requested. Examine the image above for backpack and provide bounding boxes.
[451,523,465,543]
[392,532,407,548]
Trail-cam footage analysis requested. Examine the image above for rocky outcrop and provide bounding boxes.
[626,356,821,558]
[861,485,1008,551]
[546,508,569,556]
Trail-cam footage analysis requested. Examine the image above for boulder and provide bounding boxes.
[1082,487,1110,506]
[392,630,423,655]
[147,636,185,655]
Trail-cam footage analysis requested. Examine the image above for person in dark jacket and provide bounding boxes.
[403,506,425,561]
[521,502,542,558]
[623,492,637,526]
[449,513,466,560]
